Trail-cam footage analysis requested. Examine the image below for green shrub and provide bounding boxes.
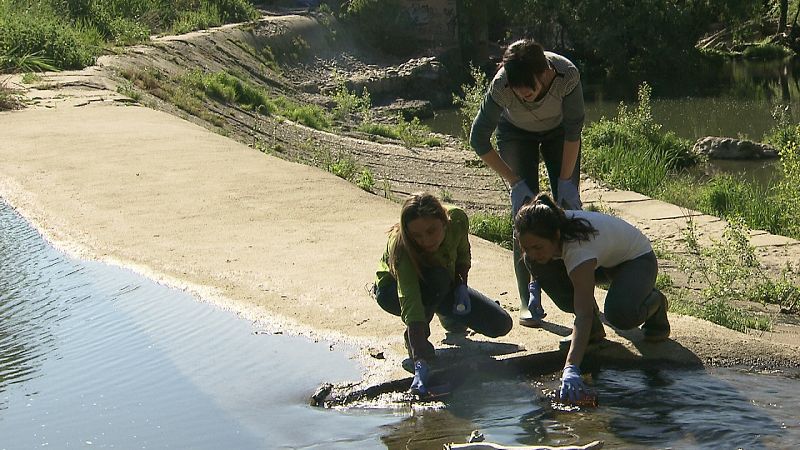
[0,7,99,71]
[469,212,513,250]
[742,43,794,60]
[1,0,259,72]
[453,63,489,143]
[331,77,372,122]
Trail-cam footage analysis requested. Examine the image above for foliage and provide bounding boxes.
[331,76,372,122]
[357,115,441,148]
[696,175,788,235]
[0,3,99,71]
[313,147,374,191]
[21,72,43,84]
[469,212,513,250]
[452,63,489,147]
[0,0,259,72]
[583,83,697,194]
[178,70,331,130]
[763,104,798,148]
[775,138,800,238]
[497,0,759,94]
[742,43,794,59]
[584,83,698,174]
[670,214,800,332]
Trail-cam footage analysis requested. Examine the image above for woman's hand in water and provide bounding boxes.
[560,364,590,403]
[409,359,430,396]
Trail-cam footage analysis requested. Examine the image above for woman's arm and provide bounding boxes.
[565,258,597,367]
[470,93,521,185]
[480,150,521,185]
[560,139,580,180]
[560,80,584,180]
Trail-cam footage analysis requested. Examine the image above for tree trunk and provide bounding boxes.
[779,0,788,33]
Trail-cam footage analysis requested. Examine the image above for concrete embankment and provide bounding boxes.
[2,15,799,399]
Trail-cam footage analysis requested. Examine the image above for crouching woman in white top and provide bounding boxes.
[514,193,670,403]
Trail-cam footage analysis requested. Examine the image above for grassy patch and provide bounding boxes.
[583,82,800,240]
[313,147,374,191]
[742,42,794,60]
[0,80,24,110]
[1,0,259,72]
[21,72,43,84]
[176,70,331,130]
[358,115,441,148]
[469,212,513,250]
[665,215,800,332]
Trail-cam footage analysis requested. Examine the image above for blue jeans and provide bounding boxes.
[374,266,512,339]
[526,251,661,330]
[497,119,581,309]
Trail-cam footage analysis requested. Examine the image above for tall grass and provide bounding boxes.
[0,0,259,72]
[583,82,800,240]
[469,212,513,250]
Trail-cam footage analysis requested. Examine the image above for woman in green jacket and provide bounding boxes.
[374,192,512,396]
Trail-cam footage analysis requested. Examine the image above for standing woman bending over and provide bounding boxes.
[374,193,512,396]
[514,194,670,402]
[469,38,585,328]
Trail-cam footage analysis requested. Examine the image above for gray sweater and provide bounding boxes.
[469,52,585,155]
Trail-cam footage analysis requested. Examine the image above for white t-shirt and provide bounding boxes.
[559,210,653,273]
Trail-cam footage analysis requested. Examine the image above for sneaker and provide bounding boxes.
[519,314,545,328]
[438,313,468,334]
[642,292,670,342]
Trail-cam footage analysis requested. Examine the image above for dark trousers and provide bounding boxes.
[375,266,512,339]
[526,251,661,330]
[496,120,581,309]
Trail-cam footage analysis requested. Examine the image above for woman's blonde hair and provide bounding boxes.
[388,192,449,278]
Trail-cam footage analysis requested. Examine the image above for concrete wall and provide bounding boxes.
[398,0,458,50]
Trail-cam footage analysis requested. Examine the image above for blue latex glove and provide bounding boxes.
[453,284,471,315]
[409,359,430,396]
[557,178,582,210]
[510,179,535,216]
[559,364,589,403]
[527,280,546,320]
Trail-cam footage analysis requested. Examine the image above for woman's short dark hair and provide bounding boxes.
[502,39,549,89]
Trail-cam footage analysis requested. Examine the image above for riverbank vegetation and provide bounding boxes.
[0,0,259,72]
[452,67,800,332]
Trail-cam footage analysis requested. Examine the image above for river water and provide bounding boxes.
[427,58,800,187]
[1,192,799,449]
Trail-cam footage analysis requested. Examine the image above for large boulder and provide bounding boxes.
[692,136,779,160]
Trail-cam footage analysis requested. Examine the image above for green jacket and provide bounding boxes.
[376,206,471,324]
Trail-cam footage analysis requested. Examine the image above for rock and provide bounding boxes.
[692,136,779,160]
[309,382,333,407]
[375,98,434,120]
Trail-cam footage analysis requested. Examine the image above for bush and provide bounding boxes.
[469,212,513,250]
[1,0,260,72]
[0,6,100,71]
